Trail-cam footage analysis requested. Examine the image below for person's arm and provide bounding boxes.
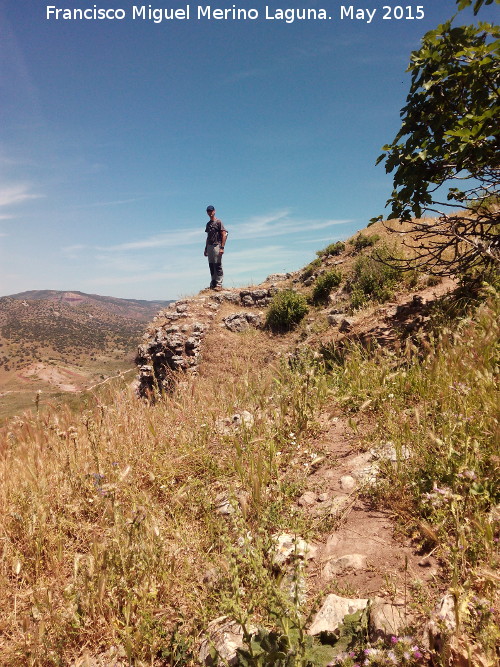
[219,229,228,253]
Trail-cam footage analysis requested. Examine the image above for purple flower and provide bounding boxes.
[390,636,398,643]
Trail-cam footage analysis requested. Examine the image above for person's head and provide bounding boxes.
[206,205,215,218]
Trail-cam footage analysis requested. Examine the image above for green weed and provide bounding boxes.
[349,245,402,309]
[350,233,380,251]
[302,259,322,280]
[316,241,345,258]
[311,270,343,305]
[266,291,309,332]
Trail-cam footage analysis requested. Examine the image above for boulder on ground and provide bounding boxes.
[308,593,369,636]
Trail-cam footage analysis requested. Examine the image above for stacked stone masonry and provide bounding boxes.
[135,287,277,398]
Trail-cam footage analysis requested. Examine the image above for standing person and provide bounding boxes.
[204,205,228,289]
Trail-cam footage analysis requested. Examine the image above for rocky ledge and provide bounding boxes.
[134,286,278,397]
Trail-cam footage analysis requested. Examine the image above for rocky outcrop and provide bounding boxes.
[135,287,278,397]
[135,299,211,397]
[223,312,263,332]
[239,288,273,307]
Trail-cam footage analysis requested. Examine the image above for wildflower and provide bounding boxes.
[390,636,398,643]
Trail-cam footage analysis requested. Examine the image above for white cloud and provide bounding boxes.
[85,267,206,286]
[99,210,352,253]
[103,228,200,252]
[83,197,147,208]
[61,244,87,257]
[0,183,41,208]
[225,244,305,277]
[235,210,351,239]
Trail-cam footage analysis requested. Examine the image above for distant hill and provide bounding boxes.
[0,290,172,418]
[5,289,170,314]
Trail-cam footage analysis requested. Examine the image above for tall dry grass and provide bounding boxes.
[1,280,498,665]
[0,327,330,664]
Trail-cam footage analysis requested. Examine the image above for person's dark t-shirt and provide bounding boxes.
[205,218,227,245]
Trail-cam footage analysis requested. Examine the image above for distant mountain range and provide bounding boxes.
[4,289,171,312]
[0,290,172,419]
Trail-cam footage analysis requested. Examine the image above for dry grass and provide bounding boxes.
[0,227,498,665]
[0,319,331,664]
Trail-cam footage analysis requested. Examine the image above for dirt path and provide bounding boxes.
[297,413,438,623]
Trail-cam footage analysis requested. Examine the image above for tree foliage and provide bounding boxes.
[377,2,500,276]
[457,0,497,15]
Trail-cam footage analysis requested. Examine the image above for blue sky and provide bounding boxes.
[0,1,495,300]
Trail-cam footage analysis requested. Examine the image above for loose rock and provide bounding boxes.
[199,617,255,666]
[272,533,315,568]
[322,554,367,580]
[369,597,408,640]
[308,594,368,636]
[339,475,356,491]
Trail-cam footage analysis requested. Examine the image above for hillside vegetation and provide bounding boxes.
[0,291,171,421]
[0,227,498,666]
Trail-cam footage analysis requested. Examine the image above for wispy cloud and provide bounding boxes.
[61,244,88,259]
[103,228,200,252]
[85,267,206,287]
[235,209,351,239]
[0,183,42,208]
[82,197,148,208]
[226,244,303,276]
[98,210,351,253]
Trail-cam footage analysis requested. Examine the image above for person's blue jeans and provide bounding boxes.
[207,244,223,287]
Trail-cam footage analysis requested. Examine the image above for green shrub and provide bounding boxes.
[350,245,400,308]
[265,290,308,332]
[316,241,345,257]
[350,287,367,310]
[351,233,380,251]
[312,269,343,305]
